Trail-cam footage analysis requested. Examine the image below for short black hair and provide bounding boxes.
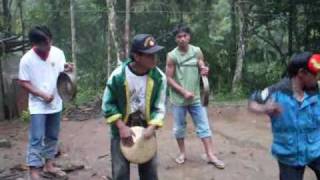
[173,24,191,37]
[287,52,313,77]
[130,51,143,61]
[28,25,52,44]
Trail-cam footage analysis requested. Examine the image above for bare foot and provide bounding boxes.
[29,167,41,180]
[43,160,67,178]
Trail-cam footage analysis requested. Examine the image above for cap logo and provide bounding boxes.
[144,37,155,48]
[311,58,320,69]
[308,54,320,74]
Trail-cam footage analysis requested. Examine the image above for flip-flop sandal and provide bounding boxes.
[200,153,225,169]
[175,155,186,164]
[42,168,68,180]
[208,159,225,169]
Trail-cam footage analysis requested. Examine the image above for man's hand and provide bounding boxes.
[183,90,194,100]
[64,63,75,72]
[42,93,54,103]
[263,101,282,116]
[143,125,156,140]
[116,120,135,147]
[19,81,54,103]
[200,66,209,76]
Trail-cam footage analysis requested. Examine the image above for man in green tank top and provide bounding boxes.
[166,25,225,169]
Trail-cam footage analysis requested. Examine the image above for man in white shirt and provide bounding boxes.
[19,26,73,180]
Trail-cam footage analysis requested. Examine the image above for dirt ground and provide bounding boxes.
[0,104,318,180]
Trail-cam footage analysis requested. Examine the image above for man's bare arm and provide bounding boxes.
[165,55,188,97]
[19,81,53,102]
[248,100,282,116]
[197,50,206,67]
[197,49,209,76]
[248,101,268,114]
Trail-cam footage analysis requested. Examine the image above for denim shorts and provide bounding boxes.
[172,103,212,138]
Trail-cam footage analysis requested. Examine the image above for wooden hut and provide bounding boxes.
[0,35,30,120]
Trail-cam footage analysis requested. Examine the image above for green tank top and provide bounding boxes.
[168,45,201,105]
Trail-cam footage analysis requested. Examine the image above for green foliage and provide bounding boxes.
[74,86,103,106]
[214,92,246,103]
[20,110,30,123]
[4,0,320,103]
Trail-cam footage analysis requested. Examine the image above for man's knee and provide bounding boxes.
[197,128,212,138]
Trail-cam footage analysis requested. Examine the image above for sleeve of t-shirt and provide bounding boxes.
[18,58,30,81]
[195,47,202,56]
[249,87,272,104]
[248,78,290,104]
[167,51,177,65]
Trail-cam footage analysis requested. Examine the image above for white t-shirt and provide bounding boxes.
[18,46,66,114]
[125,66,147,116]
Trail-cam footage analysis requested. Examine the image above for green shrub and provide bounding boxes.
[21,110,30,123]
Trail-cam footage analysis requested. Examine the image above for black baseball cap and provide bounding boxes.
[131,34,164,54]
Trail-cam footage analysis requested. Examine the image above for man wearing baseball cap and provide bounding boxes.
[102,34,167,180]
[249,52,320,180]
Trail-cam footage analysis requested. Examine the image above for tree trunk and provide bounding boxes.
[106,0,121,65]
[18,0,25,53]
[48,1,64,45]
[0,57,5,120]
[204,0,211,35]
[70,0,77,74]
[107,32,112,76]
[232,0,248,93]
[303,3,310,50]
[230,0,237,84]
[124,0,131,59]
[288,0,295,57]
[106,8,111,77]
[2,0,11,34]
[178,0,184,23]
